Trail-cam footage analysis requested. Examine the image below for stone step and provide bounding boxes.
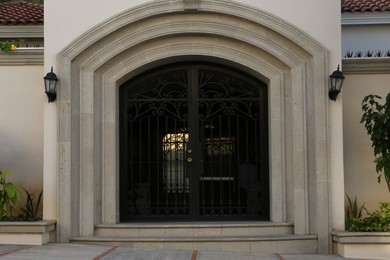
[70,234,318,253]
[94,222,294,237]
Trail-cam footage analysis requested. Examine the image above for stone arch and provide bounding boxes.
[57,0,330,252]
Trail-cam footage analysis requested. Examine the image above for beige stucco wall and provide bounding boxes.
[0,64,44,196]
[342,63,390,212]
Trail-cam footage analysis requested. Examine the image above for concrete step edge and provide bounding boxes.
[95,222,294,229]
[70,234,317,242]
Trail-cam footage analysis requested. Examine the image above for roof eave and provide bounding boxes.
[342,12,390,25]
[0,24,43,38]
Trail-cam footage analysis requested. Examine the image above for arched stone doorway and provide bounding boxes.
[119,63,269,221]
[56,0,330,253]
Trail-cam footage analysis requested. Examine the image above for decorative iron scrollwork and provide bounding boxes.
[199,70,262,121]
[127,70,188,100]
[126,70,189,121]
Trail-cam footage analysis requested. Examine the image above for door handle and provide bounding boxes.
[187,157,193,163]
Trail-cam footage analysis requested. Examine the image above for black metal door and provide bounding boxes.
[120,63,269,221]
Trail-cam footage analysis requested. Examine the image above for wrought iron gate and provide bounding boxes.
[120,64,269,221]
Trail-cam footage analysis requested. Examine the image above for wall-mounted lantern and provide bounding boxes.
[329,65,345,101]
[44,67,59,103]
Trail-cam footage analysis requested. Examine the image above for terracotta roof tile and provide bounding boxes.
[0,1,388,24]
[0,2,43,25]
[342,0,390,13]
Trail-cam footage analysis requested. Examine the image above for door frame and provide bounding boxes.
[55,2,331,251]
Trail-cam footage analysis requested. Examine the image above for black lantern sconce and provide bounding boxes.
[329,65,345,101]
[44,67,59,103]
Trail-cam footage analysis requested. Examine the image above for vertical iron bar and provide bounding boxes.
[156,114,160,213]
[200,118,204,215]
[138,118,142,215]
[237,116,241,210]
[121,96,129,219]
[174,119,178,211]
[166,116,169,212]
[185,119,189,213]
[254,114,259,216]
[148,116,151,213]
[210,117,214,214]
[183,119,187,205]
[219,116,223,214]
[228,114,232,213]
[129,107,133,217]
[246,118,249,215]
[188,65,200,219]
[246,118,249,164]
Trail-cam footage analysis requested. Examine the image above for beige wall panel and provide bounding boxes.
[343,73,390,211]
[0,65,44,195]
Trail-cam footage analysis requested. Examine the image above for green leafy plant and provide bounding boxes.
[345,194,365,231]
[20,189,42,220]
[0,169,20,220]
[0,40,17,53]
[349,202,390,232]
[361,93,390,193]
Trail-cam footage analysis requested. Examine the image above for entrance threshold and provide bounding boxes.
[94,222,294,237]
[69,222,319,253]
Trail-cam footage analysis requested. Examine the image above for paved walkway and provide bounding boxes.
[0,244,357,260]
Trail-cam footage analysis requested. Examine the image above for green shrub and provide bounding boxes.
[20,188,42,220]
[0,169,20,220]
[0,40,17,53]
[348,202,390,232]
[361,93,390,193]
[345,194,365,230]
